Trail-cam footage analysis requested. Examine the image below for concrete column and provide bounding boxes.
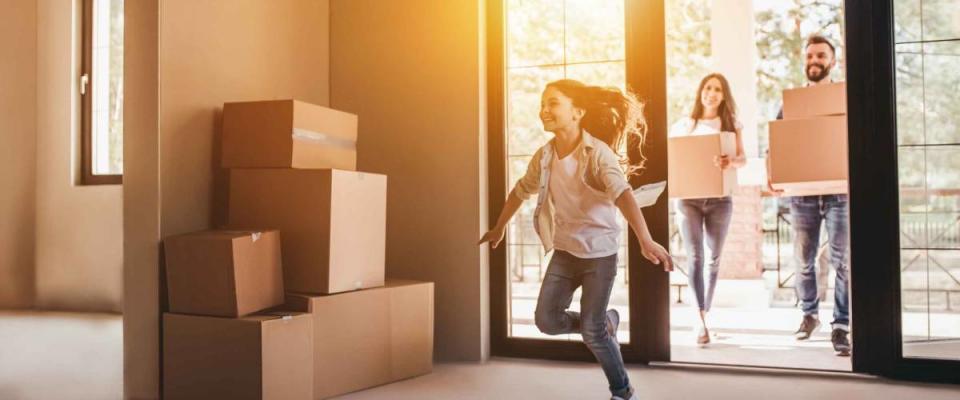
[710,0,760,159]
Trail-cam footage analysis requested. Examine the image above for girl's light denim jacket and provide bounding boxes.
[511,131,632,253]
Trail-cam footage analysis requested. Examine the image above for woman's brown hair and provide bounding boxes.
[689,73,738,133]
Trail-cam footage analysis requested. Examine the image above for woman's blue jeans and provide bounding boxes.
[678,197,734,312]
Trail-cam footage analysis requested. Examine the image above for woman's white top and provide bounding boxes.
[669,116,742,137]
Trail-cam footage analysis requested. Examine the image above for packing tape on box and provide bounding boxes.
[266,311,295,321]
[251,232,261,242]
[292,128,356,150]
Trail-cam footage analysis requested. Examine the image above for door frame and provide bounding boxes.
[485,0,667,363]
[488,0,960,384]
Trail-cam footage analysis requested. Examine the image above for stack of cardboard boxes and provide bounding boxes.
[768,82,849,196]
[162,100,434,400]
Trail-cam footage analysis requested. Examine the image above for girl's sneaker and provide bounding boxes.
[606,309,620,338]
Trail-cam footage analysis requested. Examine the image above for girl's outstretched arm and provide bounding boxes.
[614,190,674,272]
[479,148,543,248]
[477,189,524,248]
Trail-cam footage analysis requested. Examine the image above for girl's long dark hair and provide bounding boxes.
[690,73,738,133]
[545,79,647,175]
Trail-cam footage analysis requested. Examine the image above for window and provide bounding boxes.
[502,0,630,342]
[81,0,124,185]
[894,0,960,360]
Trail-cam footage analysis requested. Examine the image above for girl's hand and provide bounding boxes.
[714,154,732,169]
[640,238,674,272]
[477,225,507,248]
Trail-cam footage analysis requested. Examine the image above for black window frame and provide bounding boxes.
[486,0,669,364]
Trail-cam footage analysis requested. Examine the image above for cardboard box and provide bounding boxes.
[222,100,357,170]
[164,230,284,317]
[227,169,386,294]
[163,312,313,400]
[782,82,847,119]
[286,280,433,400]
[768,115,848,195]
[667,132,737,199]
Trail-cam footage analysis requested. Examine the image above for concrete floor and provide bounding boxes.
[335,358,960,400]
[0,311,123,400]
[1,311,958,400]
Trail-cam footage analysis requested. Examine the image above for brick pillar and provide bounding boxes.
[719,184,764,279]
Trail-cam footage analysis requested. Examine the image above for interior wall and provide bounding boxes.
[33,0,124,313]
[158,0,330,237]
[125,1,330,397]
[0,0,38,309]
[330,0,490,362]
[123,0,160,397]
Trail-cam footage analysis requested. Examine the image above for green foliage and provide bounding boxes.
[666,0,712,127]
[753,0,843,154]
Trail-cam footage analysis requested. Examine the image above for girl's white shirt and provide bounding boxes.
[548,145,621,259]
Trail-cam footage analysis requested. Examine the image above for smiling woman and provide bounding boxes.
[81,0,123,185]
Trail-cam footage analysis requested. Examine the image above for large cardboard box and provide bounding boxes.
[286,280,433,400]
[667,132,737,199]
[163,312,313,400]
[164,230,284,317]
[222,100,358,170]
[227,169,386,294]
[768,115,848,195]
[782,82,847,119]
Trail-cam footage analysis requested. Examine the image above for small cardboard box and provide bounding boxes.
[164,230,284,317]
[668,132,737,199]
[286,280,434,400]
[163,312,313,400]
[222,100,357,170]
[227,169,386,294]
[768,115,848,195]
[782,82,847,119]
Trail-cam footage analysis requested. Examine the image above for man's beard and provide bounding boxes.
[806,62,831,82]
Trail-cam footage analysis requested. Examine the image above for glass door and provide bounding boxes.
[503,0,631,344]
[847,0,960,383]
[893,0,960,365]
[488,0,671,362]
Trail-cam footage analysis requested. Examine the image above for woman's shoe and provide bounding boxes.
[697,327,710,345]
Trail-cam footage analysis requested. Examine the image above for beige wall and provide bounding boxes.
[159,0,330,235]
[330,0,490,362]
[0,0,38,309]
[124,1,330,397]
[33,0,124,313]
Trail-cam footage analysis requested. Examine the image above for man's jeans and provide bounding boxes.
[678,197,734,312]
[790,194,850,331]
[535,250,631,398]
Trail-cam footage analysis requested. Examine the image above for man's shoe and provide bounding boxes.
[832,328,851,356]
[606,309,620,338]
[795,314,821,340]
